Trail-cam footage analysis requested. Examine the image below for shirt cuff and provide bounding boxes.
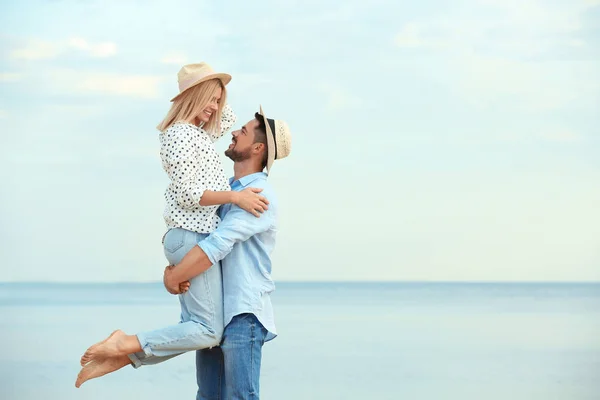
[198,237,220,266]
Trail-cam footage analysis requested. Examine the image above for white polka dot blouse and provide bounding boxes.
[159,104,236,233]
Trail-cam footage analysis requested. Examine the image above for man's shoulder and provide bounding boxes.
[248,175,272,189]
[235,175,278,217]
[236,173,273,191]
[250,177,277,202]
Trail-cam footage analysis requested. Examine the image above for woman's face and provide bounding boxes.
[197,86,222,124]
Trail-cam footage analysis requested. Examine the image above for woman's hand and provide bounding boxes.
[232,188,269,217]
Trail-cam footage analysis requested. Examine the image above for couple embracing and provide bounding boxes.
[76,62,291,400]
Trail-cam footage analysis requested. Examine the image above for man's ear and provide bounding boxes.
[254,143,266,154]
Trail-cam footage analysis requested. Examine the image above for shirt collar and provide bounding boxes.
[229,172,268,188]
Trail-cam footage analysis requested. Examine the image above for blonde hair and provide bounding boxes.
[157,78,227,133]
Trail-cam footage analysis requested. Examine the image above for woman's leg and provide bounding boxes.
[75,355,131,388]
[80,330,142,365]
[76,228,224,386]
[129,228,223,366]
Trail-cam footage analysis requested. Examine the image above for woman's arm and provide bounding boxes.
[162,124,269,215]
[209,103,236,142]
[200,188,269,218]
[210,104,237,142]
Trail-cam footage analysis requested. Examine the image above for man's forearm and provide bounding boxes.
[171,245,214,283]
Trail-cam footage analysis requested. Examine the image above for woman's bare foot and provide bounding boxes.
[80,330,120,366]
[80,330,128,365]
[75,355,131,388]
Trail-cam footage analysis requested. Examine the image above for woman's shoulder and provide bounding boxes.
[161,121,200,138]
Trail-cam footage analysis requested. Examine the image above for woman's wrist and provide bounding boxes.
[230,191,240,205]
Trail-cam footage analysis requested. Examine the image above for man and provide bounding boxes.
[163,106,291,400]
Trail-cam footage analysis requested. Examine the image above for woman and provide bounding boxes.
[75,62,268,387]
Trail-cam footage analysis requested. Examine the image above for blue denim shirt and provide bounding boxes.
[198,172,277,341]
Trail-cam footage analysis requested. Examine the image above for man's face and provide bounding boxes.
[225,118,259,162]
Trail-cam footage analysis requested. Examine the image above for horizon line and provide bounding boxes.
[1,280,599,285]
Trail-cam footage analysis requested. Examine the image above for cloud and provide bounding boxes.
[0,73,22,82]
[394,0,596,55]
[395,23,423,48]
[537,130,582,142]
[476,0,584,34]
[10,37,117,60]
[10,39,61,60]
[492,128,583,143]
[568,39,586,48]
[43,104,105,119]
[161,53,188,65]
[68,38,117,58]
[230,72,273,90]
[48,69,164,99]
[395,22,449,49]
[319,85,362,111]
[452,55,599,112]
[393,1,600,111]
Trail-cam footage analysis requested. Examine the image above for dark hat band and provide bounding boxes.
[267,118,278,159]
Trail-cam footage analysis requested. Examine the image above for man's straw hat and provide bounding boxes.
[259,105,291,174]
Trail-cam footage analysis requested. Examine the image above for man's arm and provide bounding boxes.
[164,245,213,293]
[164,201,274,291]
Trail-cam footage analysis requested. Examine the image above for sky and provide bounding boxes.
[0,0,599,282]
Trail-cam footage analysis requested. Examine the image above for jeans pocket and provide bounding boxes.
[163,228,185,253]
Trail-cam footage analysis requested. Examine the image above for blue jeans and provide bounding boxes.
[196,313,268,400]
[128,228,224,367]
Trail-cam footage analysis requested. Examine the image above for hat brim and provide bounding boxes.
[260,105,276,175]
[170,73,232,102]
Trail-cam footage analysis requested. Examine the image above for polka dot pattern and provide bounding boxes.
[159,105,236,233]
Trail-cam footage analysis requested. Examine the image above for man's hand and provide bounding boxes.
[163,265,190,295]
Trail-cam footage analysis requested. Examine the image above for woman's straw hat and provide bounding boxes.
[171,62,231,102]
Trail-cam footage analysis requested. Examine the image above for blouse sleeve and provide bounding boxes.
[161,123,207,209]
[209,103,237,142]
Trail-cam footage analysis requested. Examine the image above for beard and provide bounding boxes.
[225,145,253,162]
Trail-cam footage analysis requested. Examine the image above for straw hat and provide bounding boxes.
[259,105,291,174]
[170,62,231,102]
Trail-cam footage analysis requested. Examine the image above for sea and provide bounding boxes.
[1,282,599,400]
